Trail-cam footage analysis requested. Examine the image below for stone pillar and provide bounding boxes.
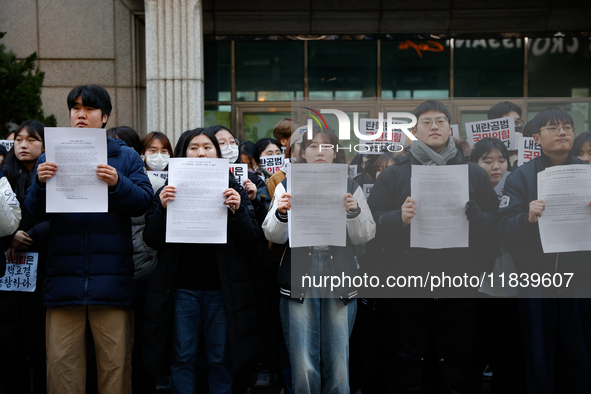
[144,0,203,144]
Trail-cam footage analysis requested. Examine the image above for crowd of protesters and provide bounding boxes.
[1,85,590,394]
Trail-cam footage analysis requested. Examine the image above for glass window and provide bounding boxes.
[309,41,377,98]
[526,101,590,136]
[236,42,304,101]
[528,38,591,98]
[381,40,450,99]
[454,38,523,97]
[458,111,489,139]
[204,41,231,102]
[204,105,232,130]
[243,112,292,143]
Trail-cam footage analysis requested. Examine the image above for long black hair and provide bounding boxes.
[469,137,512,172]
[0,120,45,205]
[174,128,222,158]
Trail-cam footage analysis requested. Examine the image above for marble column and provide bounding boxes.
[144,0,203,144]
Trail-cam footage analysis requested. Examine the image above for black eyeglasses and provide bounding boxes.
[540,124,574,136]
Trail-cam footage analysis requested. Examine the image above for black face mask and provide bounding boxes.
[515,126,523,135]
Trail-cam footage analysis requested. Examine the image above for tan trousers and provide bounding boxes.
[46,306,134,394]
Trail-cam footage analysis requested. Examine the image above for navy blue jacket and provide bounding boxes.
[24,137,153,307]
[498,152,591,296]
[368,151,499,297]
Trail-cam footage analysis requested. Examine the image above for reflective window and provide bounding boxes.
[382,40,450,99]
[526,101,590,135]
[454,39,523,97]
[528,38,591,98]
[204,41,231,101]
[204,105,232,130]
[243,112,291,142]
[236,42,304,101]
[309,41,377,98]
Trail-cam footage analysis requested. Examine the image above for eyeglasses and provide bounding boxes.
[540,124,574,136]
[419,117,448,128]
[515,120,524,128]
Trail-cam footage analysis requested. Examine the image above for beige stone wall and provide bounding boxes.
[0,0,146,132]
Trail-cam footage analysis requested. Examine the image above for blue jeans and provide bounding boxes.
[280,251,357,394]
[170,289,232,394]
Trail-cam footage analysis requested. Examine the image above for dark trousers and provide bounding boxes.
[386,299,477,394]
[519,298,591,394]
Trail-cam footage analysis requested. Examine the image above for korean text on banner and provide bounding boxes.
[518,137,542,166]
[358,118,405,154]
[0,252,38,292]
[465,117,515,150]
[260,155,284,174]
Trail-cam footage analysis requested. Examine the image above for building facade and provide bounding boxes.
[1,0,590,143]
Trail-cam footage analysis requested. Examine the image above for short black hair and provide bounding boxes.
[255,138,281,155]
[67,85,112,128]
[412,100,452,123]
[522,121,537,137]
[175,128,221,158]
[488,101,522,120]
[571,132,591,158]
[106,126,143,153]
[528,107,574,135]
[470,137,512,172]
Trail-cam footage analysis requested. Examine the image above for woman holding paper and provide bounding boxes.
[0,120,50,393]
[142,128,260,394]
[470,137,525,393]
[262,125,376,394]
[470,137,512,198]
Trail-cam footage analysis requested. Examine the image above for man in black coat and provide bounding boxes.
[498,106,591,394]
[368,100,499,393]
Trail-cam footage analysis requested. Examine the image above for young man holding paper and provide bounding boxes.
[368,100,498,393]
[24,85,153,393]
[498,107,591,393]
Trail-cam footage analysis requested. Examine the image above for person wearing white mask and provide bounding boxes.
[208,125,271,213]
[141,132,173,171]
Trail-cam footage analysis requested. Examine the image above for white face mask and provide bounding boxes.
[145,153,170,171]
[220,144,239,163]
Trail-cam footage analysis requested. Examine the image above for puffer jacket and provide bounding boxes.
[498,152,591,296]
[142,172,261,376]
[262,176,376,303]
[24,137,153,307]
[132,172,165,280]
[367,151,499,297]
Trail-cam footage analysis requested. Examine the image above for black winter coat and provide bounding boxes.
[24,138,153,307]
[142,173,261,376]
[498,152,591,296]
[367,151,499,297]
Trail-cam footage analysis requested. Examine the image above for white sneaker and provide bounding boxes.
[254,370,272,388]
